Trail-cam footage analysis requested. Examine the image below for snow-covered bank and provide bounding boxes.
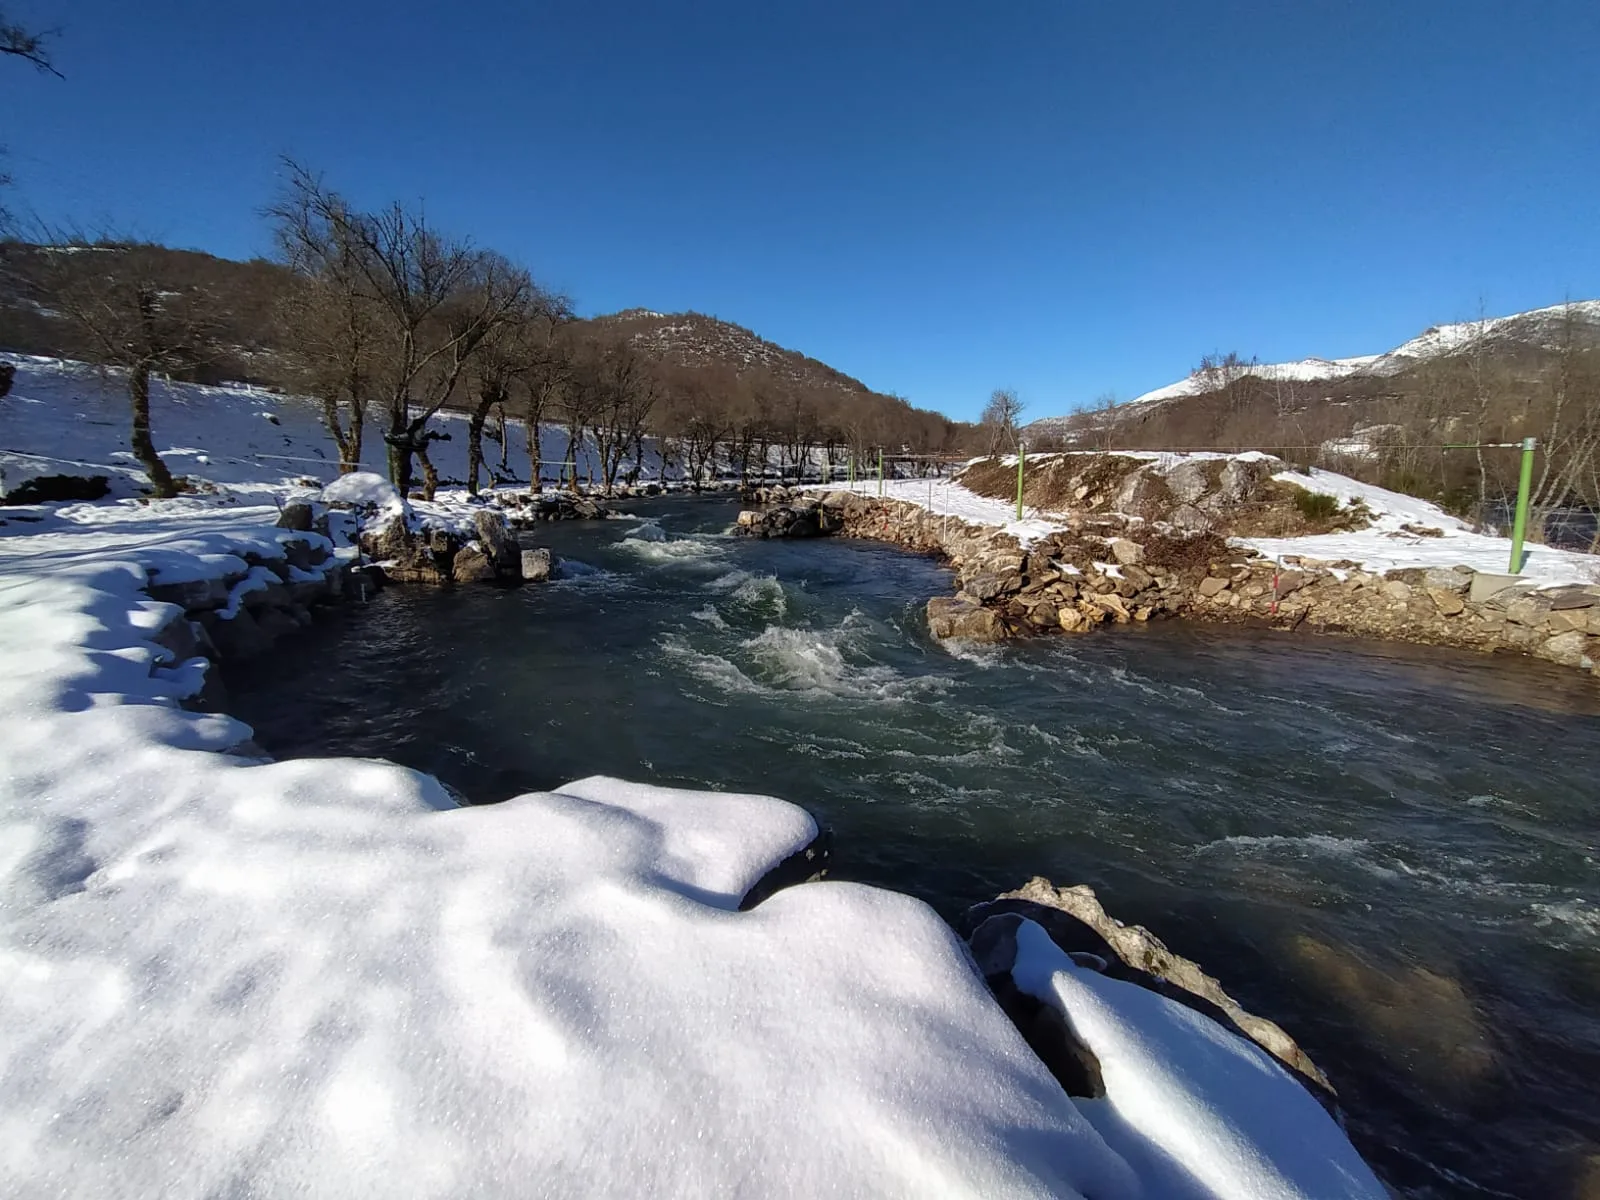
[812,456,1599,589]
[1241,467,1599,586]
[0,495,1385,1195]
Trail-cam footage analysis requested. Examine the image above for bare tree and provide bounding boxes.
[981,387,1025,456]
[1,9,60,75]
[19,238,218,497]
[462,288,570,495]
[270,184,382,473]
[270,162,531,498]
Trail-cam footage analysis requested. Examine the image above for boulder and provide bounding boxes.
[1380,580,1413,603]
[275,501,315,532]
[473,509,522,579]
[1057,606,1089,633]
[1428,588,1467,617]
[963,878,1337,1106]
[1198,576,1229,597]
[963,571,1020,602]
[1423,567,1471,594]
[1537,631,1592,669]
[1545,610,1589,634]
[1545,585,1600,611]
[1107,537,1145,565]
[1504,594,1553,627]
[521,548,553,582]
[452,545,497,584]
[1274,570,1310,596]
[926,596,1005,642]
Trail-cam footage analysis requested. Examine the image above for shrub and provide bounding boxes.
[1294,490,1340,520]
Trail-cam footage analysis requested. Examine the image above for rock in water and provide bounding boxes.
[452,546,497,584]
[521,547,553,583]
[926,596,1005,641]
[473,510,522,580]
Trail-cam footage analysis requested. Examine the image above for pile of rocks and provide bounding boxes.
[361,509,551,586]
[735,490,1600,679]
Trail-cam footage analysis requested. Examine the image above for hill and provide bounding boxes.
[1026,301,1600,520]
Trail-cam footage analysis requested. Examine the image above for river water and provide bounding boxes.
[227,498,1600,1199]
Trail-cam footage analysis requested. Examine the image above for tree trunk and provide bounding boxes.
[417,441,440,501]
[526,404,544,494]
[129,362,179,498]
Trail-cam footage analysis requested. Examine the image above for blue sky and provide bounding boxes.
[4,1,1597,422]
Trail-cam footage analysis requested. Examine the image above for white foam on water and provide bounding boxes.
[1530,899,1600,947]
[617,533,727,566]
[690,604,730,630]
[730,573,789,617]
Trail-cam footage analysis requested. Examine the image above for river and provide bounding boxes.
[227,497,1600,1199]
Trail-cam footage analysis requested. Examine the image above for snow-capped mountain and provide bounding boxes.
[1027,299,1600,437]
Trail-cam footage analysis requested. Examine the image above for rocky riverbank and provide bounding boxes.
[737,487,1600,680]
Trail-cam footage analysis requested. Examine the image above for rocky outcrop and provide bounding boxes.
[359,508,548,587]
[737,487,1600,680]
[734,501,842,539]
[965,877,1340,1113]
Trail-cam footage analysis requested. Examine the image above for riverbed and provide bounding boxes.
[227,497,1600,1199]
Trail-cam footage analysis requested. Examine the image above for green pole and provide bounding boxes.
[849,455,854,486]
[1508,436,1536,574]
[1016,441,1026,521]
[877,449,884,497]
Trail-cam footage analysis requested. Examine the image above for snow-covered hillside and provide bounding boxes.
[0,353,614,501]
[1029,299,1600,430]
[0,353,849,502]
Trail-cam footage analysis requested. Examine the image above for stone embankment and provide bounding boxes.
[737,488,1600,680]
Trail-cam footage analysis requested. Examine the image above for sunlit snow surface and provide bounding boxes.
[0,379,1385,1194]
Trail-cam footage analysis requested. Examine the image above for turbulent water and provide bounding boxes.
[228,498,1600,1199]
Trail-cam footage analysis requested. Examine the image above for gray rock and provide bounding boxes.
[1198,576,1229,597]
[275,501,315,532]
[1538,630,1592,669]
[1504,594,1553,627]
[521,547,553,582]
[1428,587,1466,617]
[926,596,1005,642]
[1423,567,1471,594]
[1380,580,1413,602]
[1545,585,1600,611]
[1108,537,1145,565]
[452,546,497,584]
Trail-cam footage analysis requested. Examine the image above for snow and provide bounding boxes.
[810,478,1067,547]
[1008,920,1386,1199]
[1244,468,1600,588]
[317,470,406,518]
[0,354,624,503]
[0,354,1389,1195]
[809,458,1598,588]
[1054,299,1600,417]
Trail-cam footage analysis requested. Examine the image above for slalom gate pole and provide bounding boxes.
[878,449,884,497]
[1509,437,1537,573]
